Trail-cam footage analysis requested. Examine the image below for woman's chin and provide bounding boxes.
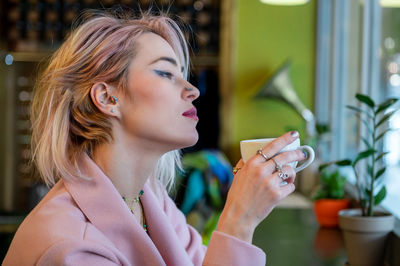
[178,132,199,149]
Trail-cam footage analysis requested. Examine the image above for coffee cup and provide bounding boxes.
[240,138,315,172]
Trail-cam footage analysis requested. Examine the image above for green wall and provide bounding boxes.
[231,0,316,160]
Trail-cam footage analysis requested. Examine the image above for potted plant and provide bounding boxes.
[312,169,350,227]
[320,93,398,266]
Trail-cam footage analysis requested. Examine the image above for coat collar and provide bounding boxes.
[64,153,164,265]
[141,183,193,265]
[63,153,193,265]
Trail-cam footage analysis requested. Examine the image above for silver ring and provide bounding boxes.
[257,149,269,161]
[278,171,289,180]
[271,158,283,171]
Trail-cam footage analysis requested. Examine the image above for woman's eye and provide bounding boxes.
[154,70,173,79]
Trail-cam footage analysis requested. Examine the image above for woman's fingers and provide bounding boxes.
[279,182,296,197]
[277,165,296,184]
[273,149,305,168]
[251,148,306,174]
[220,144,300,241]
[234,159,244,169]
[258,131,299,161]
[232,159,244,175]
[261,166,296,204]
[267,165,296,187]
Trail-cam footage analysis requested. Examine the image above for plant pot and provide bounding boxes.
[338,209,395,266]
[314,199,350,227]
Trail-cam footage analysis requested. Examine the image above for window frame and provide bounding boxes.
[315,0,400,220]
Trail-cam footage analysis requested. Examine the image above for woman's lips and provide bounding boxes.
[182,107,199,121]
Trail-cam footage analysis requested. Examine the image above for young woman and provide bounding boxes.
[3,11,305,266]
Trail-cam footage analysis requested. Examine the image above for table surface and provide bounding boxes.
[1,208,347,265]
[253,208,347,266]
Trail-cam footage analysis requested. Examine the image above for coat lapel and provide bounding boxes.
[64,154,165,265]
[141,183,193,266]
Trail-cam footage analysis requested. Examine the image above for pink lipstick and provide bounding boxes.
[182,107,199,121]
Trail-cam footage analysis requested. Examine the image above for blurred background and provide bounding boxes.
[1,0,400,265]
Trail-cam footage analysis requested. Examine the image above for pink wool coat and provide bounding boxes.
[3,154,266,265]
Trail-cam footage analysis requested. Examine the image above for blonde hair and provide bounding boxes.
[31,10,188,190]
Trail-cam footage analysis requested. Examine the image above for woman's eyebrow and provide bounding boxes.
[150,56,184,73]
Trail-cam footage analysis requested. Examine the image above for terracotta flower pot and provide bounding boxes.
[314,199,350,227]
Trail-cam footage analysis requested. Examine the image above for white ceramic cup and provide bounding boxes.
[240,138,315,172]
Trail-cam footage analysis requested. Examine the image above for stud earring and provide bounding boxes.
[112,96,118,103]
[111,109,114,113]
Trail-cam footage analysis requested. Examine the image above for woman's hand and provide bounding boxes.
[216,131,306,243]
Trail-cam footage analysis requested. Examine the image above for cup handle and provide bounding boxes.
[294,145,315,172]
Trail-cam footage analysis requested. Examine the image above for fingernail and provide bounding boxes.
[290,131,299,138]
[302,150,308,159]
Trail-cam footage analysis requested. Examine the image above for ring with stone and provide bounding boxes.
[257,149,269,162]
[278,171,289,181]
[232,167,241,175]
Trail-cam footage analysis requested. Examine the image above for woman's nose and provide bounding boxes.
[183,83,200,101]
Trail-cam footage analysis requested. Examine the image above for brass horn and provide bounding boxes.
[254,61,316,137]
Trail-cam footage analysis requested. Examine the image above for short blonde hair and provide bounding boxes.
[31,10,188,190]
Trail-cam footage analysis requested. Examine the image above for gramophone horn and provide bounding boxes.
[254,61,316,137]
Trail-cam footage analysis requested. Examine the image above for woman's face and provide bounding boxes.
[117,32,200,152]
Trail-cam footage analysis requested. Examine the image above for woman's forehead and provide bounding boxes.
[134,32,181,69]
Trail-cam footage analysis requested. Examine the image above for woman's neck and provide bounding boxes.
[92,137,161,200]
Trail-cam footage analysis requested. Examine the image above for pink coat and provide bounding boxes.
[3,154,266,265]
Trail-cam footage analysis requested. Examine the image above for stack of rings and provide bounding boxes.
[257,149,288,181]
[232,149,289,181]
[271,158,289,181]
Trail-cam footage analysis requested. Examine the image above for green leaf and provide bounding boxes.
[315,170,347,199]
[376,111,396,128]
[375,167,386,180]
[356,93,375,108]
[374,186,387,205]
[375,98,398,115]
[362,137,372,149]
[336,159,352,166]
[376,151,390,161]
[347,105,373,119]
[353,149,375,166]
[313,190,328,200]
[375,129,391,142]
[318,159,351,172]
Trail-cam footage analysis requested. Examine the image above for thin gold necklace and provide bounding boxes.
[122,190,147,232]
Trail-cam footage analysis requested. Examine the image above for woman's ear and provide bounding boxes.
[90,82,119,116]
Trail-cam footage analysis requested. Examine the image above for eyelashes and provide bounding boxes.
[154,70,174,80]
